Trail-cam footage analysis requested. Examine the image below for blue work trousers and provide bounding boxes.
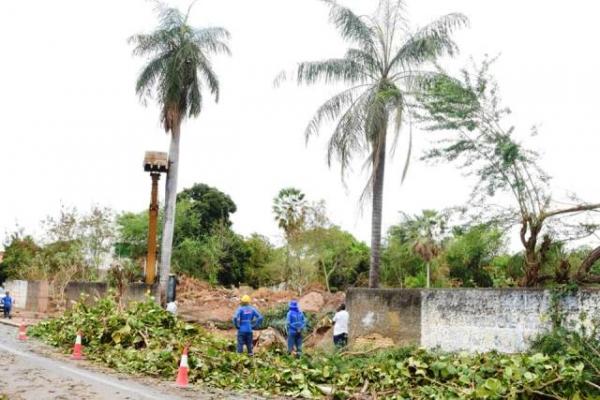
[287,332,302,357]
[237,332,254,355]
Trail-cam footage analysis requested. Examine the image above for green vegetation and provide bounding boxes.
[29,297,600,399]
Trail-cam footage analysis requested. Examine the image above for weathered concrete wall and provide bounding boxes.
[347,288,421,347]
[4,280,28,309]
[25,280,49,312]
[65,282,108,307]
[420,289,550,353]
[3,280,50,312]
[64,282,156,308]
[124,282,157,303]
[347,288,600,353]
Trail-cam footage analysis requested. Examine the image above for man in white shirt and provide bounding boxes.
[332,303,349,348]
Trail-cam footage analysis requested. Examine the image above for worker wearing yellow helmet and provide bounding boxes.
[232,295,264,355]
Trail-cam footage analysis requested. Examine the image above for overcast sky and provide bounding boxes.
[1,0,599,249]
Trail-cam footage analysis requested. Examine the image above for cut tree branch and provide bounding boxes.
[542,203,600,221]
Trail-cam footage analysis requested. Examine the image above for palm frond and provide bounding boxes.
[157,4,185,30]
[297,58,365,86]
[345,48,382,78]
[327,90,376,177]
[194,27,232,56]
[389,13,468,70]
[129,29,177,56]
[305,85,369,141]
[321,0,375,50]
[389,90,404,156]
[197,56,220,103]
[135,51,172,99]
[187,71,203,116]
[400,120,413,183]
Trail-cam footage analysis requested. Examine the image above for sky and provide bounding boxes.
[1,0,599,249]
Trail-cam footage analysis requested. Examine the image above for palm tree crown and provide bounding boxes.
[130,3,230,132]
[284,0,467,287]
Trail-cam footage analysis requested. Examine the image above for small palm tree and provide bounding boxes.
[282,0,467,287]
[272,188,308,242]
[130,3,230,299]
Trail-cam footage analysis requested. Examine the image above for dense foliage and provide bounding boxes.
[30,297,600,399]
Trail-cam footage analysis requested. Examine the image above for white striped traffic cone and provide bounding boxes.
[71,331,84,360]
[175,346,189,387]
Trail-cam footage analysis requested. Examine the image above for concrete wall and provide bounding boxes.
[347,288,600,353]
[4,280,156,311]
[3,280,50,312]
[346,289,421,347]
[3,280,28,309]
[65,282,157,308]
[65,282,108,307]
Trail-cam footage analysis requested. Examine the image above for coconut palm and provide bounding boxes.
[130,3,230,299]
[283,0,467,287]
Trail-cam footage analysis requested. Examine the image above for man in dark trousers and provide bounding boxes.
[2,291,14,319]
[232,295,263,355]
[332,303,349,348]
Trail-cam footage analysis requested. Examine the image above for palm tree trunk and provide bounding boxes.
[369,125,387,288]
[159,122,181,303]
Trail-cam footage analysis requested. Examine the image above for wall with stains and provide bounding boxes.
[346,288,600,353]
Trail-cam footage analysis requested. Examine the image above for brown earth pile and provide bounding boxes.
[177,275,345,323]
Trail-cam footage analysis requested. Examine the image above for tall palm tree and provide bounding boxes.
[130,3,230,300]
[283,0,467,287]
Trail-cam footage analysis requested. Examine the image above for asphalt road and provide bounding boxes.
[0,323,263,400]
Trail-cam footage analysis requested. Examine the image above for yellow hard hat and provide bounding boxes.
[241,295,251,304]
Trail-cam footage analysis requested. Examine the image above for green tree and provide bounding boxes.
[381,211,448,288]
[418,59,600,285]
[115,211,152,260]
[1,232,41,280]
[401,210,448,287]
[302,226,369,291]
[43,205,115,274]
[243,234,278,288]
[130,4,231,299]
[175,183,236,243]
[444,225,505,287]
[281,0,467,287]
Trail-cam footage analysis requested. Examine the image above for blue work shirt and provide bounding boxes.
[232,305,263,333]
[287,309,305,335]
[2,295,13,308]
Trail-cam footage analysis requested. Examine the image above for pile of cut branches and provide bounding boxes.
[29,296,599,399]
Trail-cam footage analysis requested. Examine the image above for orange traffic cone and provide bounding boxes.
[175,347,189,388]
[17,323,28,341]
[71,331,84,360]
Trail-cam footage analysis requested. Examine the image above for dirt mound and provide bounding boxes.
[298,292,324,312]
[177,275,298,323]
[322,291,345,313]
